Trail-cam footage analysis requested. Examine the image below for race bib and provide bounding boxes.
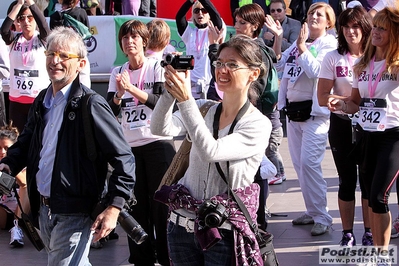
[13,69,40,96]
[122,103,152,130]
[283,63,302,83]
[358,98,387,132]
[348,112,359,126]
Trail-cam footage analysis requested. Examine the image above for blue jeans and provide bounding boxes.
[167,221,234,266]
[39,204,93,266]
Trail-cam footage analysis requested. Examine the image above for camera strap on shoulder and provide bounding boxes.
[212,98,261,233]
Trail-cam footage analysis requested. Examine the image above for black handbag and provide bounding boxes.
[283,100,313,122]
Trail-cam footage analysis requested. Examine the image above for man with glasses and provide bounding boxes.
[262,0,301,52]
[0,27,135,265]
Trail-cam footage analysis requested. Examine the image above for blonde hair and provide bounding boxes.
[307,2,336,30]
[354,7,399,75]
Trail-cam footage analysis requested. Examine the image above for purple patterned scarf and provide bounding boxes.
[154,183,263,265]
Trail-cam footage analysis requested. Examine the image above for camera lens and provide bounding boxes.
[118,211,148,245]
[165,54,174,64]
[205,214,221,228]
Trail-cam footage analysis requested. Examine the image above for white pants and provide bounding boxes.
[287,116,332,226]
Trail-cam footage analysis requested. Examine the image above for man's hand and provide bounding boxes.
[90,205,120,242]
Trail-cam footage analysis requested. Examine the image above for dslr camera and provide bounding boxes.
[0,171,16,196]
[161,54,195,71]
[92,196,148,245]
[197,199,229,228]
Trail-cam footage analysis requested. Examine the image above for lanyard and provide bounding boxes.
[128,60,148,106]
[368,57,386,98]
[21,36,33,66]
[195,28,207,57]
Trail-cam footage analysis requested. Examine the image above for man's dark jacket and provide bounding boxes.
[1,77,135,222]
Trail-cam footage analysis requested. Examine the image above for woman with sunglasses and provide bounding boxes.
[176,0,226,99]
[317,6,373,246]
[151,34,271,266]
[265,2,337,236]
[329,6,399,258]
[1,0,50,133]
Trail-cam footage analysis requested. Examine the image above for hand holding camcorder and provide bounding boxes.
[161,54,195,71]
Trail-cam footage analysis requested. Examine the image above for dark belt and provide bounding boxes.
[40,195,50,207]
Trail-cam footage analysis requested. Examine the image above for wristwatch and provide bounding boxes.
[114,92,124,100]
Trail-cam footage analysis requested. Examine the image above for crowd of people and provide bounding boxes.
[0,0,398,265]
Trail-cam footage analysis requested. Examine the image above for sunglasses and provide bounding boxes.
[270,8,283,13]
[44,51,81,61]
[17,14,34,22]
[193,8,208,14]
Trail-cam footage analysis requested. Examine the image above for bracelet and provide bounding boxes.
[114,92,124,101]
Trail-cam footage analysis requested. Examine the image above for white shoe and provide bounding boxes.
[9,220,24,247]
[268,175,283,185]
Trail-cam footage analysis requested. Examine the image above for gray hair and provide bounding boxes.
[46,27,88,58]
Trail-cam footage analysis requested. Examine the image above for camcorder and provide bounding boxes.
[0,171,16,196]
[197,199,229,228]
[91,196,148,245]
[161,54,195,71]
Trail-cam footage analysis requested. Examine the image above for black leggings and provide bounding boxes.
[359,127,399,213]
[9,101,32,133]
[328,113,367,201]
[128,139,176,265]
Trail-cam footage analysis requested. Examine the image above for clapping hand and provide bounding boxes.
[264,15,283,37]
[208,20,224,45]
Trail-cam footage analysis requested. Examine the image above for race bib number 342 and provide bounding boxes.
[358,98,387,132]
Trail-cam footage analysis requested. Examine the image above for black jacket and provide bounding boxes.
[1,77,135,221]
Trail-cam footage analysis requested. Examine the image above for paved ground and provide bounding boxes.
[0,137,398,265]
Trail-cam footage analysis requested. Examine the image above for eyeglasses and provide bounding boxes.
[44,51,81,61]
[270,8,283,13]
[17,15,34,22]
[193,8,208,14]
[212,61,249,70]
[372,25,387,32]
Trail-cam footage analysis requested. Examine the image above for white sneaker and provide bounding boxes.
[391,217,399,238]
[268,175,283,185]
[280,173,286,181]
[9,220,24,247]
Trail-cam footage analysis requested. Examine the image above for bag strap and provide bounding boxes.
[81,93,97,161]
[212,99,259,234]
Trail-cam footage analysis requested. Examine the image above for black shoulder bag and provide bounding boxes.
[212,100,279,266]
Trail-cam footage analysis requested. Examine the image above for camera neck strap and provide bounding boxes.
[212,100,259,233]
